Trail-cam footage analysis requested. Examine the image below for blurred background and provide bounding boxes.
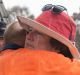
[0,0,80,51]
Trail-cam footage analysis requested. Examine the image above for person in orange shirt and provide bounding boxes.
[0,48,80,75]
[0,4,80,75]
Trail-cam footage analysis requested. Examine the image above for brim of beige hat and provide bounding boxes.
[17,16,80,60]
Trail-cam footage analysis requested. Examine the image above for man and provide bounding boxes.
[0,21,27,50]
[0,4,80,75]
[18,4,80,59]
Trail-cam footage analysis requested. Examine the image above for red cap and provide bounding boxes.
[35,10,76,41]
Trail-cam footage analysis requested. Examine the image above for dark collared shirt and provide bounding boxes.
[0,43,23,51]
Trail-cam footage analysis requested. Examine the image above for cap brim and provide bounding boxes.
[17,16,80,60]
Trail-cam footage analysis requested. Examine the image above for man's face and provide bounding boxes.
[25,29,53,50]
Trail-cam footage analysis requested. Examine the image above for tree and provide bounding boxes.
[7,6,35,23]
[72,8,80,51]
[75,30,80,52]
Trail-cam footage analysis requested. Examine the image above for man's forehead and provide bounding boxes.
[25,25,46,36]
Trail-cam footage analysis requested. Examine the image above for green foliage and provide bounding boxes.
[7,6,35,23]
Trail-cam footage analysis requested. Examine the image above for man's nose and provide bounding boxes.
[26,32,34,41]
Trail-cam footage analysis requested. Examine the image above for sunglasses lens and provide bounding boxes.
[42,4,53,11]
[52,5,67,14]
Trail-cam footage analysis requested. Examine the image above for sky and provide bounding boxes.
[3,0,80,17]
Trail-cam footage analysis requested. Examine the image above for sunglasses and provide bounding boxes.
[42,4,67,14]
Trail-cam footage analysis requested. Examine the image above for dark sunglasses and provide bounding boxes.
[42,4,67,14]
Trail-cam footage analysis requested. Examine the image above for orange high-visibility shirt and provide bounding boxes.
[0,48,80,75]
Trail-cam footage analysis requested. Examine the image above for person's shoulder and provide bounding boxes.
[0,48,80,75]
